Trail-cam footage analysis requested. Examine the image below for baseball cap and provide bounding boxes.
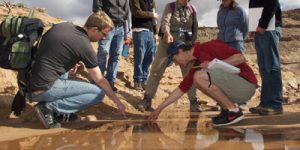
[166,40,186,67]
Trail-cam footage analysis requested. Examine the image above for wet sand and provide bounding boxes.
[1,105,300,150]
[1,119,300,150]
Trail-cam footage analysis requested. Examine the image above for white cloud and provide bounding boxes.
[280,0,300,10]
[7,0,300,27]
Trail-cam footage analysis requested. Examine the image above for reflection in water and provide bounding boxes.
[0,119,300,150]
[245,129,264,150]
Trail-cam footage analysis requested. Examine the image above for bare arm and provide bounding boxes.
[88,67,126,118]
[149,88,184,121]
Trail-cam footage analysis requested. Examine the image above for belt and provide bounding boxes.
[114,22,124,27]
[31,90,45,95]
[30,87,48,95]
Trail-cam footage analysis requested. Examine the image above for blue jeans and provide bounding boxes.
[30,73,105,114]
[226,41,245,54]
[97,26,124,84]
[133,31,155,82]
[255,27,283,109]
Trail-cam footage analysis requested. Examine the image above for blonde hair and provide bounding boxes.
[84,11,114,31]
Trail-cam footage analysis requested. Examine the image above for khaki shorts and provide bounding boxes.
[208,69,256,104]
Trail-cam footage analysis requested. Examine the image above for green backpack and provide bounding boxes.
[0,9,44,70]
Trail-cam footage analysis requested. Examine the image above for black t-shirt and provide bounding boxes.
[30,23,98,90]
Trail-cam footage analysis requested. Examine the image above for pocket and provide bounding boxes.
[11,41,31,69]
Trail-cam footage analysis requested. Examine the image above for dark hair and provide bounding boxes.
[181,43,193,52]
[172,43,193,56]
[219,0,238,10]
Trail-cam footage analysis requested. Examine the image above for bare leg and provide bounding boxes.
[193,70,237,109]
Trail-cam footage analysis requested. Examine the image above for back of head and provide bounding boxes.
[84,11,114,31]
[219,0,237,9]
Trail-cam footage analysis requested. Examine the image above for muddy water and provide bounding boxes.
[0,119,300,150]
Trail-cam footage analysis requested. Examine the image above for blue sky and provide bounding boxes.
[8,0,300,27]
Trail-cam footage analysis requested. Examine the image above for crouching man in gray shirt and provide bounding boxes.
[29,12,126,129]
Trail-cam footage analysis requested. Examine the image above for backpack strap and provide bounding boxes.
[169,2,195,15]
[187,4,195,15]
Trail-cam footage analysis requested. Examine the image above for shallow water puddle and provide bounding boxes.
[0,120,299,150]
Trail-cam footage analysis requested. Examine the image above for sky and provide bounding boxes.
[8,0,300,27]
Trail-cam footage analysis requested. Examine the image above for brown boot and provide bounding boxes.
[137,95,153,112]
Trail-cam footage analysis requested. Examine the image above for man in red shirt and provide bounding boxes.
[149,40,257,126]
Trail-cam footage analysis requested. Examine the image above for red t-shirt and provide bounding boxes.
[179,40,258,93]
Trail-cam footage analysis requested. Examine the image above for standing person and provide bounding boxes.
[137,0,201,112]
[129,0,159,90]
[217,0,248,54]
[93,0,130,91]
[29,12,126,129]
[248,0,283,115]
[149,40,257,127]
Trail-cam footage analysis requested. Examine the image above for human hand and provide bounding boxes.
[154,34,159,45]
[148,109,161,121]
[256,26,266,34]
[165,33,173,43]
[116,102,127,119]
[153,12,159,19]
[248,32,255,38]
[70,63,82,74]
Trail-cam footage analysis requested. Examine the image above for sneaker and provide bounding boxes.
[249,105,264,114]
[134,81,143,91]
[212,108,244,127]
[55,113,79,123]
[212,108,227,122]
[137,95,153,112]
[34,103,61,129]
[257,107,283,116]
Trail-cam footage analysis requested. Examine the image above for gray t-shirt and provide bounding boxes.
[30,23,98,90]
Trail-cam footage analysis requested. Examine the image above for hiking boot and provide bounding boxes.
[110,83,118,92]
[55,113,79,123]
[257,107,283,116]
[212,108,244,127]
[249,105,264,114]
[134,81,143,91]
[141,82,147,91]
[190,100,204,112]
[34,103,61,129]
[137,95,153,112]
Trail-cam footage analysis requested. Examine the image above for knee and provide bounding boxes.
[93,88,105,101]
[98,49,108,57]
[89,85,104,98]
